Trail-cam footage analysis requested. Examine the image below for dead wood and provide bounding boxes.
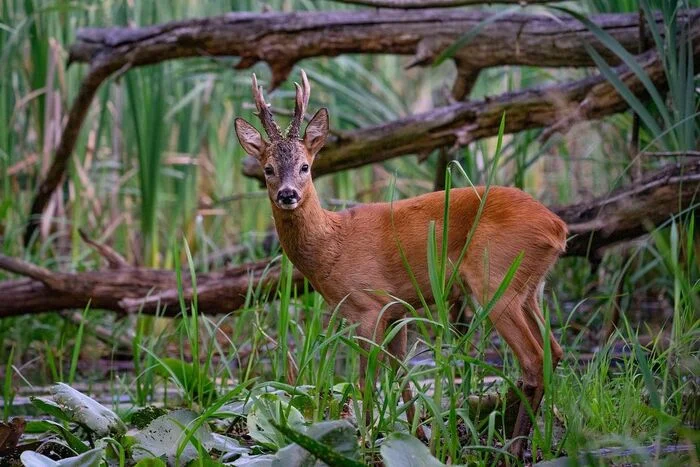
[555,160,700,258]
[67,10,666,75]
[5,161,699,317]
[242,23,700,181]
[24,8,695,245]
[0,242,306,317]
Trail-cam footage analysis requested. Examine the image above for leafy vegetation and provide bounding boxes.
[0,0,698,466]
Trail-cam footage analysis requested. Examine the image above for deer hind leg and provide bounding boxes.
[449,295,474,335]
[490,294,546,458]
[497,290,563,458]
[524,291,563,369]
[465,270,545,459]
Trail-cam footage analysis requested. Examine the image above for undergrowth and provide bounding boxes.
[0,0,698,466]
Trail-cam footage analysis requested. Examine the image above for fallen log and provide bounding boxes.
[555,160,700,257]
[240,24,700,181]
[0,250,306,318]
[25,8,698,245]
[67,9,664,83]
[4,161,699,318]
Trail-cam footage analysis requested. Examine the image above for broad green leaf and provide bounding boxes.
[25,420,89,454]
[272,420,362,467]
[216,399,254,418]
[50,383,126,437]
[20,447,103,467]
[132,409,213,465]
[29,397,71,423]
[213,433,250,463]
[247,394,306,451]
[380,432,449,467]
[134,459,167,467]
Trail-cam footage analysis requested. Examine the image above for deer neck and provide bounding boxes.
[271,184,342,280]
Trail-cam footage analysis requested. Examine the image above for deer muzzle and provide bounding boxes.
[276,187,300,209]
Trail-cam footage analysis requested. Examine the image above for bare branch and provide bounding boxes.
[0,257,305,318]
[641,151,700,158]
[0,255,60,287]
[67,10,668,70]
[555,160,700,257]
[78,229,130,269]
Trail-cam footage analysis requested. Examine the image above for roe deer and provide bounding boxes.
[234,70,567,457]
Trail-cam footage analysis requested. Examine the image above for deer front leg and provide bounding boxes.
[387,323,426,441]
[356,316,387,431]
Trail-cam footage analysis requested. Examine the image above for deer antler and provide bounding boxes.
[286,69,310,140]
[251,73,282,141]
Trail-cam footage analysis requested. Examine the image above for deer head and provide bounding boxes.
[235,70,329,211]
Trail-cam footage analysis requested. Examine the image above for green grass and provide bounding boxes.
[0,0,698,465]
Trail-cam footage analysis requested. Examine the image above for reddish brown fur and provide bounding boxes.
[235,72,567,457]
[272,186,566,322]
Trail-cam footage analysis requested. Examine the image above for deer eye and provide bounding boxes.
[300,164,310,174]
[264,166,275,176]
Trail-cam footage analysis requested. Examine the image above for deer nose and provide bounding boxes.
[277,188,299,205]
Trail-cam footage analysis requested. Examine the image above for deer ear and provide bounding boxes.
[303,108,329,157]
[235,118,267,160]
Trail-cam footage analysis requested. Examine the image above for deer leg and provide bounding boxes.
[524,293,563,368]
[488,294,545,459]
[356,317,387,430]
[387,323,426,440]
[509,293,563,455]
[449,296,473,335]
[357,353,372,428]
